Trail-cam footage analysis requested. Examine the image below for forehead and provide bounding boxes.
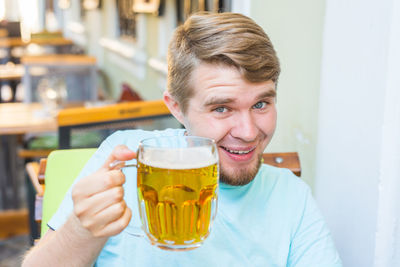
[189,63,276,102]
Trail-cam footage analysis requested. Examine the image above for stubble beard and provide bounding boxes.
[219,153,263,186]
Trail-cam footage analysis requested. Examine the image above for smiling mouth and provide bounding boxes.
[220,146,256,155]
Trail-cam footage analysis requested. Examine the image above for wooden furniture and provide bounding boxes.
[57,99,174,149]
[0,209,29,239]
[263,152,301,177]
[0,63,24,102]
[0,63,24,81]
[0,102,57,237]
[14,99,176,163]
[0,102,57,135]
[26,149,301,238]
[0,36,74,67]
[0,29,8,38]
[21,54,97,103]
[0,37,73,48]
[26,149,96,238]
[19,99,174,240]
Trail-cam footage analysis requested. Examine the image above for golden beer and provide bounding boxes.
[137,145,218,250]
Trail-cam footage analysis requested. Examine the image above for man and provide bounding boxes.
[23,12,342,266]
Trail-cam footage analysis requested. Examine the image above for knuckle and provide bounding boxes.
[120,213,131,229]
[112,219,125,232]
[114,170,125,182]
[120,173,126,184]
[114,187,124,201]
[74,205,84,217]
[103,175,114,188]
[81,220,91,230]
[116,202,125,214]
[118,170,126,180]
[122,215,131,228]
[92,230,104,238]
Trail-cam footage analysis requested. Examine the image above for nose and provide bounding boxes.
[230,112,259,142]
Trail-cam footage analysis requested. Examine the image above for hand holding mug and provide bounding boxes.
[71,145,135,237]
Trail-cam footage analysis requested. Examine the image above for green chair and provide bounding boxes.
[26,148,97,237]
[41,148,97,236]
[27,149,301,238]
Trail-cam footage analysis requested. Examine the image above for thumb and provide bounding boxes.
[102,145,136,170]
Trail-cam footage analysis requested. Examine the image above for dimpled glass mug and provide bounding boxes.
[114,136,219,251]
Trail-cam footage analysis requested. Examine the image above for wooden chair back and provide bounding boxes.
[262,152,301,177]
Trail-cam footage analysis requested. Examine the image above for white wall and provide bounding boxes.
[315,0,400,266]
[373,1,400,265]
[251,0,326,188]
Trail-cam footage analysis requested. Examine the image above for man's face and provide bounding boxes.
[166,63,277,186]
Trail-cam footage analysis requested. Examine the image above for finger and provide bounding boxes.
[74,186,125,218]
[76,201,127,235]
[95,207,132,237]
[102,145,136,170]
[72,170,125,200]
[92,201,128,230]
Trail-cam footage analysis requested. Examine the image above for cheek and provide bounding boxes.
[256,112,277,134]
[185,115,231,141]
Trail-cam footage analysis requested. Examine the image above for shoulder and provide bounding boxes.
[251,164,312,216]
[256,164,311,196]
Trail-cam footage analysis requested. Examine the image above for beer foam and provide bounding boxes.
[140,146,217,169]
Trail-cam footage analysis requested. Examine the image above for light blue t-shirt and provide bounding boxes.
[49,129,342,267]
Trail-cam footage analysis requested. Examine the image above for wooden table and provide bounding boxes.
[0,37,73,48]
[0,102,56,135]
[0,29,8,38]
[0,103,56,211]
[0,64,24,81]
[0,102,58,240]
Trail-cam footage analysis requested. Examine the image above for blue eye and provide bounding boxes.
[253,101,267,109]
[214,107,228,113]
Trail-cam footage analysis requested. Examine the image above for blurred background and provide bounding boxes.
[0,0,399,266]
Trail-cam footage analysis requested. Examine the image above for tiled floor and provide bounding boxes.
[0,235,30,267]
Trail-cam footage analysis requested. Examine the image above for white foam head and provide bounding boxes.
[139,146,218,169]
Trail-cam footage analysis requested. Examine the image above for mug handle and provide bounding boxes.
[109,160,137,169]
[125,226,145,237]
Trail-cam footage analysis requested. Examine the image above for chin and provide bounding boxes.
[219,155,262,186]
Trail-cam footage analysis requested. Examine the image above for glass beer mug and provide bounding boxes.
[123,136,219,251]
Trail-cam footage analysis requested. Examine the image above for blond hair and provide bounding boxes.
[167,12,280,113]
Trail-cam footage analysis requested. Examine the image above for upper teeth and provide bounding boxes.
[225,147,253,154]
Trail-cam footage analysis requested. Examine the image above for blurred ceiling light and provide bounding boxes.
[83,0,101,10]
[26,43,46,55]
[29,66,48,77]
[45,10,59,32]
[18,0,40,42]
[58,0,71,10]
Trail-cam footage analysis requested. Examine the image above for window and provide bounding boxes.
[176,0,232,24]
[116,0,137,41]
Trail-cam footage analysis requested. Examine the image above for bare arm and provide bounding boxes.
[22,215,108,267]
[22,145,135,267]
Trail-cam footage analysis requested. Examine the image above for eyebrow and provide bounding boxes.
[204,89,276,107]
[204,97,236,106]
[257,90,276,99]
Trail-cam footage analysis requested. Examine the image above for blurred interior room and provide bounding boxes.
[0,0,399,266]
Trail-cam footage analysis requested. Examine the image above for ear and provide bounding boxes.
[163,91,185,125]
